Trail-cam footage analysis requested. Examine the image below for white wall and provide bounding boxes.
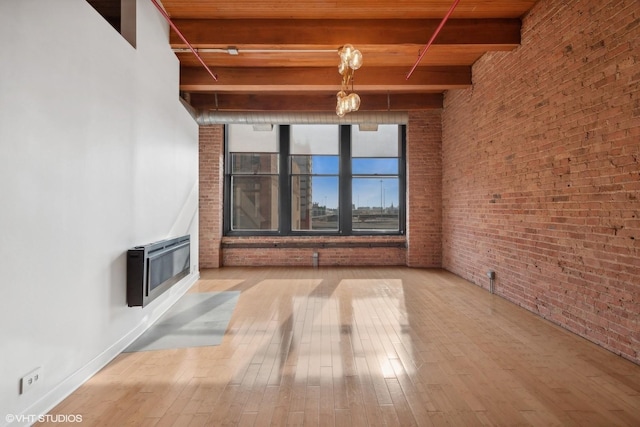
[0,1,199,424]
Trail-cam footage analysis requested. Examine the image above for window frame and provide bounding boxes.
[224,124,406,236]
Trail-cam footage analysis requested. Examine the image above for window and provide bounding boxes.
[352,125,401,231]
[224,124,405,235]
[228,125,279,231]
[290,125,340,231]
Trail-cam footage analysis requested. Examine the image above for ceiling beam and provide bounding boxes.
[188,93,443,111]
[180,66,471,92]
[173,45,507,68]
[169,19,521,48]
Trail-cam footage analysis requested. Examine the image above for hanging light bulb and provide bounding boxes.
[336,91,347,117]
[349,93,360,111]
[349,49,363,70]
[338,61,347,75]
[340,44,354,62]
[336,44,363,116]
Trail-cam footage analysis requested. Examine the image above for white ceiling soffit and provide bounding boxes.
[195,111,409,125]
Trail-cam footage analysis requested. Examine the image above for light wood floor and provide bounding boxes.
[42,267,640,426]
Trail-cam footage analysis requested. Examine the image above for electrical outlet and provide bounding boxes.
[20,367,42,394]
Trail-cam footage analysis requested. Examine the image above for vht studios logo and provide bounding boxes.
[5,414,83,424]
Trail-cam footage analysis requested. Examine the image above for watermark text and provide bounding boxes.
[6,414,83,424]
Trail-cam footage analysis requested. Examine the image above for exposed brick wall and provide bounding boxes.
[406,111,443,267]
[199,125,224,268]
[222,236,406,267]
[442,0,640,363]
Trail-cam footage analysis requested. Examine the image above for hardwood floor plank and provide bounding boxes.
[286,411,305,426]
[303,385,320,427]
[344,375,369,426]
[353,356,385,427]
[385,377,418,426]
[319,366,335,426]
[253,385,279,427]
[238,412,258,427]
[334,408,352,427]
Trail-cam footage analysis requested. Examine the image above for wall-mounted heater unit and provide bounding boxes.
[127,235,190,307]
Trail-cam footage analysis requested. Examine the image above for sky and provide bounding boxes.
[309,156,399,209]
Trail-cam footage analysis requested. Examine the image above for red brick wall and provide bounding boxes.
[199,125,224,268]
[222,236,406,267]
[442,0,640,363]
[406,111,443,267]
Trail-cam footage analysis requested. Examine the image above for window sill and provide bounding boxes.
[221,235,406,249]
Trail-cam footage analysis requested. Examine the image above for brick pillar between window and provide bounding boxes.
[199,125,224,268]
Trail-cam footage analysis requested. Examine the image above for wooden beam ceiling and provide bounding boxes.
[158,0,538,113]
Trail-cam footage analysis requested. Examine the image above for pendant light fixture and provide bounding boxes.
[336,44,363,117]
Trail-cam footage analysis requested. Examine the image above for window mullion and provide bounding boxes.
[339,125,352,234]
[279,125,291,234]
[223,126,231,234]
[399,125,406,235]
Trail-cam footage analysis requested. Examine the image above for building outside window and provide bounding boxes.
[290,125,340,231]
[225,123,405,236]
[227,124,279,231]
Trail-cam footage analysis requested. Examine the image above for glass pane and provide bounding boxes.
[291,155,339,174]
[291,125,339,155]
[291,176,339,231]
[352,124,399,157]
[228,124,278,153]
[231,153,278,174]
[231,176,279,230]
[352,178,399,231]
[352,158,398,175]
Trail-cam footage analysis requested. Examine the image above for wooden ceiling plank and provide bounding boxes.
[160,0,538,20]
[169,19,521,48]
